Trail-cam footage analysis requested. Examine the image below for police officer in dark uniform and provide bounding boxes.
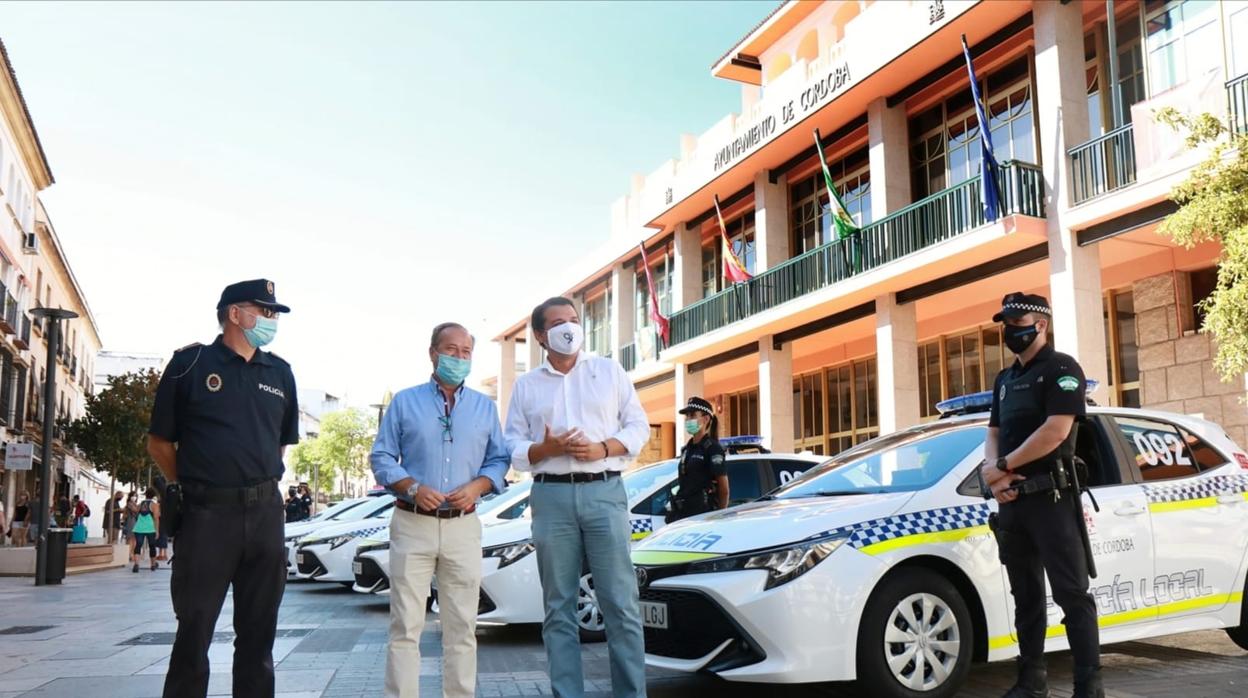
[667,397,729,523]
[980,293,1103,698]
[147,279,299,698]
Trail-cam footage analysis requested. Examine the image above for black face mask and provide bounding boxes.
[1003,323,1040,354]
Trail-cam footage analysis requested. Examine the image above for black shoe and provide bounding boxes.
[1073,665,1104,698]
[151,561,158,571]
[131,563,139,573]
[1002,658,1048,698]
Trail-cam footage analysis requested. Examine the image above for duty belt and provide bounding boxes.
[1012,472,1071,498]
[184,479,278,506]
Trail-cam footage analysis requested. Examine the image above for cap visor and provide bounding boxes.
[254,301,291,313]
[677,407,696,415]
[992,309,1025,323]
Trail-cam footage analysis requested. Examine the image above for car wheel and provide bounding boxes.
[856,568,973,698]
[576,572,606,643]
[1226,575,1248,650]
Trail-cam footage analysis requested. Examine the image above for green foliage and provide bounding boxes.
[1157,107,1248,381]
[289,407,377,494]
[65,369,160,487]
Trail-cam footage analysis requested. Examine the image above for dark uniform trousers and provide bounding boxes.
[163,484,286,698]
[997,490,1100,668]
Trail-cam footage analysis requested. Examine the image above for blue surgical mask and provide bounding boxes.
[435,353,471,386]
[243,316,278,348]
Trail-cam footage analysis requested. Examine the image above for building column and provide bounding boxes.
[498,336,516,420]
[758,334,794,452]
[876,293,920,434]
[671,223,701,311]
[524,324,543,375]
[610,261,636,355]
[754,170,789,272]
[867,97,910,220]
[1036,0,1107,401]
[674,363,704,448]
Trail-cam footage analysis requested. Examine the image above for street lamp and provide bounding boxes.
[30,307,78,587]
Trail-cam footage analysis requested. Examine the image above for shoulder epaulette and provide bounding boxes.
[174,342,203,353]
[266,351,290,366]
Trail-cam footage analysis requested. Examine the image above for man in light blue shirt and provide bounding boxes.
[370,322,510,698]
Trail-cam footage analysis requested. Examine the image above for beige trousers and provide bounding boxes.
[385,510,482,698]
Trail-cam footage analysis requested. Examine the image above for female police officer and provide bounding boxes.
[667,397,729,523]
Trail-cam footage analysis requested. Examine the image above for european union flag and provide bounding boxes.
[962,35,1000,223]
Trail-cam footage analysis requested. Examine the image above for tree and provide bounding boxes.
[1157,107,1248,382]
[289,408,376,497]
[65,369,160,488]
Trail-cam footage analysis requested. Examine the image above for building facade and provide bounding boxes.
[0,39,103,525]
[494,0,1248,461]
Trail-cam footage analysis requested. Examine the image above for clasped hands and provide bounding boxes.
[979,459,1025,504]
[536,426,609,463]
[413,477,491,512]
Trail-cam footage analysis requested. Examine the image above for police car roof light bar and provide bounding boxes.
[935,378,1101,418]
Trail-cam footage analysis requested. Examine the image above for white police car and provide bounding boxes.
[295,498,395,585]
[631,391,1248,697]
[466,453,824,641]
[351,480,537,595]
[285,491,393,578]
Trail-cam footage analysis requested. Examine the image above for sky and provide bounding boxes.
[0,0,773,406]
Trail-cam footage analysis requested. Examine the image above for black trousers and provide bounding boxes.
[997,490,1100,668]
[163,489,286,698]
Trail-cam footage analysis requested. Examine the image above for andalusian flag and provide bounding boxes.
[715,195,752,283]
[813,128,861,241]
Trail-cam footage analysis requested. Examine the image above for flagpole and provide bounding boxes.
[714,195,748,322]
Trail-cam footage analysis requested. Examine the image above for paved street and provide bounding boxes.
[0,568,1244,697]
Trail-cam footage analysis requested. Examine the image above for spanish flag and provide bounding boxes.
[716,195,752,284]
[637,243,670,346]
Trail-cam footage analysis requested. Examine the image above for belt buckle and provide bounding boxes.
[244,485,260,506]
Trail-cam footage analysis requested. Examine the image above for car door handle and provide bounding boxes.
[1114,503,1147,517]
[1216,494,1244,505]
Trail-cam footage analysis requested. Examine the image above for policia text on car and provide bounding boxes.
[979,293,1104,698]
[146,279,300,698]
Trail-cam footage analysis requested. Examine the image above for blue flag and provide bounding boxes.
[962,35,1000,222]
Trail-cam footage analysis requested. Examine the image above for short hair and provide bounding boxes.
[530,297,575,332]
[430,322,474,348]
[216,305,229,327]
[144,487,158,499]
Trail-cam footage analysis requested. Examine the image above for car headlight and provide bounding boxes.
[483,539,535,569]
[357,540,390,555]
[685,533,847,590]
[303,533,357,550]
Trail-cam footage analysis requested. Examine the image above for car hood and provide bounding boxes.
[481,517,532,547]
[632,492,913,558]
[298,515,391,544]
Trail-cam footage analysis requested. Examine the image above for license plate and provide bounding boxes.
[296,553,305,565]
[640,601,668,629]
[352,561,363,575]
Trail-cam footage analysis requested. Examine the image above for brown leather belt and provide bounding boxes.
[394,498,470,518]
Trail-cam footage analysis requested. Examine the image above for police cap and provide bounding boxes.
[216,279,291,313]
[992,292,1050,323]
[678,396,715,417]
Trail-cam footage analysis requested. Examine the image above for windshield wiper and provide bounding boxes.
[805,490,878,497]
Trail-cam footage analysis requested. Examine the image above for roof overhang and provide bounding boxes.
[711,1,823,85]
[0,38,54,190]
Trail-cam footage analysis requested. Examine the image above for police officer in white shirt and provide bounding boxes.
[504,296,651,698]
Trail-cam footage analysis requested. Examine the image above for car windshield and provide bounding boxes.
[315,498,365,521]
[624,460,679,501]
[478,480,533,515]
[335,496,392,522]
[772,423,986,498]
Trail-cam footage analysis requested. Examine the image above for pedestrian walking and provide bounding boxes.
[123,492,138,545]
[131,487,160,573]
[666,397,729,523]
[369,322,510,698]
[104,491,123,544]
[504,297,650,698]
[10,492,29,547]
[979,293,1103,698]
[147,278,299,698]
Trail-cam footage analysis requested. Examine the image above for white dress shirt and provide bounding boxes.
[504,352,650,474]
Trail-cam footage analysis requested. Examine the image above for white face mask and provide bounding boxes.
[545,321,584,355]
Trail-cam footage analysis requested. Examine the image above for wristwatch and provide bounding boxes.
[995,457,1009,473]
[404,482,420,499]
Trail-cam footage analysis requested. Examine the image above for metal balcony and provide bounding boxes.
[1068,124,1137,205]
[619,342,637,372]
[1230,73,1248,135]
[14,315,29,350]
[668,161,1045,346]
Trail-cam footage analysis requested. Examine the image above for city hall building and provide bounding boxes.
[492,0,1248,461]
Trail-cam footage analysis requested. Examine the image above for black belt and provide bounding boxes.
[1011,472,1070,498]
[394,499,470,518]
[184,479,278,507]
[534,471,620,484]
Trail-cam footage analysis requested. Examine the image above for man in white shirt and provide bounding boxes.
[504,296,650,698]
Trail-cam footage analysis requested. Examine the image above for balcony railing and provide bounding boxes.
[14,314,29,350]
[1068,124,1137,205]
[619,342,637,372]
[1230,73,1248,135]
[668,162,1045,346]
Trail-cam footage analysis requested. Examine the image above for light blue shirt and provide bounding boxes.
[370,379,510,501]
